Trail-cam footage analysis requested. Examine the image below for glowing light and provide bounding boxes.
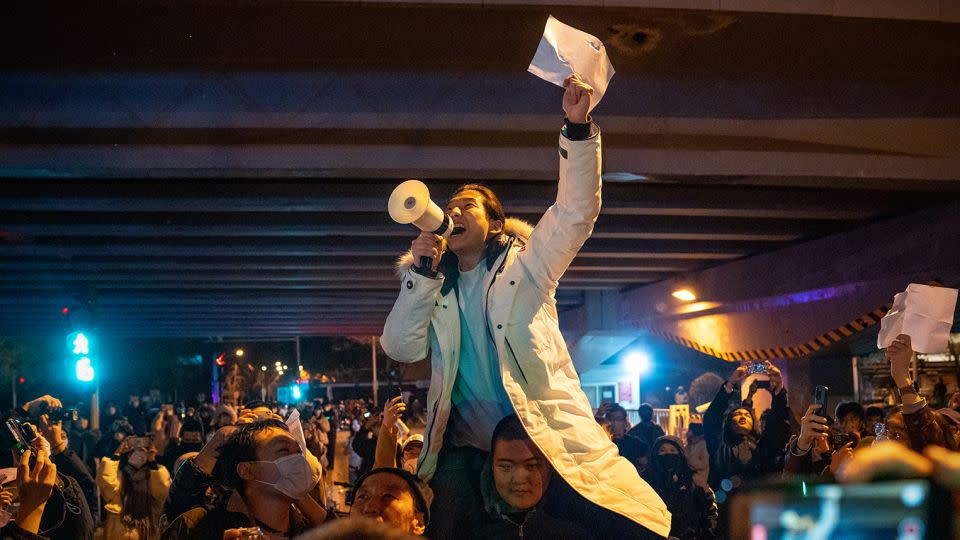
[235,349,245,357]
[292,386,302,400]
[75,358,95,382]
[672,289,696,302]
[901,483,926,508]
[275,361,282,366]
[283,365,289,370]
[625,350,651,375]
[71,333,89,355]
[215,353,226,367]
[261,366,267,371]
[61,307,70,315]
[675,301,721,315]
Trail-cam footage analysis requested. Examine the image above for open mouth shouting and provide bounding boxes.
[451,225,466,236]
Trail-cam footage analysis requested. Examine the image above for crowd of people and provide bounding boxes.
[2,332,960,539]
[2,76,958,540]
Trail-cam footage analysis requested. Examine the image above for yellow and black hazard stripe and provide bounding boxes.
[643,303,891,363]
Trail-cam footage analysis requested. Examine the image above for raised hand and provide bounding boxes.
[38,414,67,454]
[17,447,57,533]
[797,404,829,452]
[22,395,62,417]
[829,442,855,476]
[886,334,914,387]
[194,425,238,475]
[765,361,784,394]
[563,74,593,124]
[379,397,407,438]
[726,366,748,391]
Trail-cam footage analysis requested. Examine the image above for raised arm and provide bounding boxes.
[374,397,406,469]
[518,76,602,290]
[704,367,746,457]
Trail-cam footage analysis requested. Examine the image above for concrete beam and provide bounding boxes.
[617,200,960,354]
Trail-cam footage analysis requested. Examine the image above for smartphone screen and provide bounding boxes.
[814,385,829,415]
[729,479,948,539]
[127,436,151,450]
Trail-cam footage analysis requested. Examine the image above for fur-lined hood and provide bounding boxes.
[394,217,534,279]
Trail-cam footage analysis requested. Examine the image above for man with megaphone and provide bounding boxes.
[381,75,670,539]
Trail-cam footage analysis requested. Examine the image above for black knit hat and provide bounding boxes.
[352,467,434,524]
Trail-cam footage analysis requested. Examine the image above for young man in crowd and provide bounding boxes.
[596,403,648,471]
[834,402,865,439]
[349,468,433,535]
[160,419,326,539]
[477,414,588,538]
[477,414,659,539]
[380,76,669,537]
[628,403,666,451]
[161,403,325,525]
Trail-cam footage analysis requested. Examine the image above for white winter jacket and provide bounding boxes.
[380,127,671,536]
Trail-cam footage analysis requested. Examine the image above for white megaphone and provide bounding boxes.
[388,179,454,272]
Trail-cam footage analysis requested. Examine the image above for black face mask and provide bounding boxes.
[659,453,683,472]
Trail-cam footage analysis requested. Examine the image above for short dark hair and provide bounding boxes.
[604,403,628,421]
[491,414,529,452]
[215,419,288,490]
[865,406,885,421]
[449,184,506,224]
[638,403,654,421]
[835,402,865,423]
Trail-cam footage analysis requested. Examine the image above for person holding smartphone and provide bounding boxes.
[703,362,792,493]
[1,446,58,537]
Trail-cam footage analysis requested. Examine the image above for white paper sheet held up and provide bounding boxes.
[528,15,615,112]
[878,283,958,353]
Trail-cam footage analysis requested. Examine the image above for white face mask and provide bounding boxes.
[128,450,147,469]
[252,454,314,500]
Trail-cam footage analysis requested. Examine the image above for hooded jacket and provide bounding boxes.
[642,437,719,540]
[380,127,671,537]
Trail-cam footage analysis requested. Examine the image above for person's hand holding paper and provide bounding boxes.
[878,283,958,353]
[528,15,615,113]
